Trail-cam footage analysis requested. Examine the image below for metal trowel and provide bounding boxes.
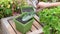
[22,0,38,21]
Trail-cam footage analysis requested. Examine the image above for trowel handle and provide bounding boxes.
[27,0,39,8]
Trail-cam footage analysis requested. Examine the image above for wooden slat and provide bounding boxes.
[31,25,37,31]
[34,15,39,22]
[26,31,31,34]
[8,20,22,34]
[1,17,16,34]
[33,20,42,30]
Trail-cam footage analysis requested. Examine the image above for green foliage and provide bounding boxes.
[0,14,4,19]
[42,0,48,2]
[20,0,28,7]
[3,9,12,17]
[13,0,28,13]
[38,6,60,34]
[0,0,13,8]
[0,0,13,19]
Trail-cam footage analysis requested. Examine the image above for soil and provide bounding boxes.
[22,7,34,12]
[16,17,33,24]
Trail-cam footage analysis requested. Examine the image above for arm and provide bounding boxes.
[37,2,60,8]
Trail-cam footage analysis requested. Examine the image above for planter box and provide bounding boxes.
[13,13,34,34]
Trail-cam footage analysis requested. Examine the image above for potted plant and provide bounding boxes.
[38,6,60,34]
[13,12,34,34]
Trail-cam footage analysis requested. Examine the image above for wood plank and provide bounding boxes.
[31,25,37,31]
[1,17,16,34]
[34,15,39,22]
[33,20,42,30]
[8,19,22,34]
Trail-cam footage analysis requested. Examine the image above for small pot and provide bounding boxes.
[13,12,34,34]
[20,6,34,13]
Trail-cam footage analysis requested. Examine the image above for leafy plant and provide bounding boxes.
[0,14,4,19]
[38,6,60,34]
[0,0,13,19]
[20,0,28,7]
[43,0,48,2]
[3,8,12,17]
[13,0,28,13]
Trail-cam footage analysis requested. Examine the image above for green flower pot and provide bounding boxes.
[20,6,34,13]
[13,13,34,34]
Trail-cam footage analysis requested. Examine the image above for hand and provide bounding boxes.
[36,2,51,12]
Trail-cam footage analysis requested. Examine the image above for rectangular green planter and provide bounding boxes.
[13,13,34,34]
[20,6,34,13]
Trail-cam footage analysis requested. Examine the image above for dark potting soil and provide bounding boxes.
[22,7,34,12]
[16,17,33,24]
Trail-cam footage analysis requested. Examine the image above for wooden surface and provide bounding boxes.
[1,15,43,34]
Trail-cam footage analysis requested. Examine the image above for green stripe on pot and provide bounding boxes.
[13,12,34,34]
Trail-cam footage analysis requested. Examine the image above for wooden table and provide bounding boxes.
[1,15,43,34]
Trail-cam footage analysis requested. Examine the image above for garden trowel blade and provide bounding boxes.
[22,12,35,21]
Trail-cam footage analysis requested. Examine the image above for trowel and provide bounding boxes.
[22,0,39,21]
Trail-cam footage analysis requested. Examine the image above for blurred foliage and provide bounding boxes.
[38,6,60,34]
[0,0,29,19]
[0,0,13,19]
[13,0,28,13]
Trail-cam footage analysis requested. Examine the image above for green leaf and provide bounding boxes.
[3,9,12,16]
[0,14,4,19]
[38,6,60,34]
[43,25,50,34]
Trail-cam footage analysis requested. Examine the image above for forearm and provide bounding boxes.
[51,2,60,7]
[45,2,60,7]
[37,2,60,8]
